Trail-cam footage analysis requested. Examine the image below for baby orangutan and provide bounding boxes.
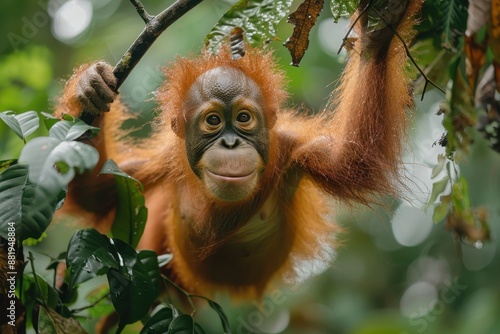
[56,0,421,298]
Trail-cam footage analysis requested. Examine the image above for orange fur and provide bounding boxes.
[55,0,422,298]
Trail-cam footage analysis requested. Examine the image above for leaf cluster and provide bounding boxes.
[418,0,499,241]
[0,109,230,333]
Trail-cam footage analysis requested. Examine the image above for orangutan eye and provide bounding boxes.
[236,112,251,123]
[206,114,221,126]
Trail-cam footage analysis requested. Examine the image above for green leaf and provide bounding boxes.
[193,322,206,334]
[0,159,18,173]
[101,160,147,248]
[433,201,450,223]
[0,110,40,141]
[441,54,476,159]
[427,175,450,209]
[0,164,61,241]
[67,229,160,330]
[18,136,99,193]
[137,250,162,298]
[431,154,447,179]
[208,299,232,334]
[41,111,60,130]
[157,253,174,267]
[66,229,119,290]
[168,314,194,333]
[31,273,61,309]
[365,0,409,34]
[23,232,48,246]
[49,119,100,141]
[452,176,471,212]
[140,306,174,334]
[205,0,293,54]
[330,0,357,22]
[108,239,161,329]
[439,0,468,50]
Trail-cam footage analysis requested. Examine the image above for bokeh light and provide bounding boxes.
[317,18,348,58]
[400,281,438,317]
[52,0,93,43]
[392,202,434,247]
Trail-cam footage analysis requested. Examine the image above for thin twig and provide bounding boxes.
[337,1,371,54]
[71,291,111,314]
[80,0,204,125]
[161,274,197,316]
[28,252,49,309]
[129,0,153,23]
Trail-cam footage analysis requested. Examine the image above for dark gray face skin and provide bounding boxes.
[183,66,270,201]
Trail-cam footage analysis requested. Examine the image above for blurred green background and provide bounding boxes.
[1,1,499,333]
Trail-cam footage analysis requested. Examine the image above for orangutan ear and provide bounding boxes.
[171,116,185,138]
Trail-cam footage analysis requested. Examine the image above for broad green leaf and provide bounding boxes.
[194,322,207,334]
[101,160,147,248]
[0,110,39,141]
[66,229,119,290]
[137,250,162,298]
[168,314,194,333]
[49,119,100,141]
[330,0,357,22]
[17,111,40,138]
[140,306,174,334]
[41,111,60,130]
[205,0,293,54]
[426,175,449,209]
[18,136,98,193]
[108,238,161,330]
[0,164,60,241]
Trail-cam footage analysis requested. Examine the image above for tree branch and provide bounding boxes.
[80,0,204,125]
[130,0,153,23]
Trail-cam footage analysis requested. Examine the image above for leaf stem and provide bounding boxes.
[161,274,197,315]
[28,252,48,309]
